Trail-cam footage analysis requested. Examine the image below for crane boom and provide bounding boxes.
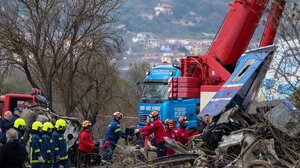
[208,0,269,69]
[170,0,285,100]
[136,0,286,129]
[260,0,286,47]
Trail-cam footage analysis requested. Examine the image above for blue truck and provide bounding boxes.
[137,64,200,129]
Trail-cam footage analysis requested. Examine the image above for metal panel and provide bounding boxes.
[200,46,275,116]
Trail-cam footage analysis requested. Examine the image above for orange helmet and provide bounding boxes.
[179,117,188,126]
[149,111,159,118]
[82,120,92,128]
[164,119,173,125]
[164,119,173,130]
[113,112,123,119]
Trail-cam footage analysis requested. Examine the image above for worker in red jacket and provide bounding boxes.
[175,117,190,145]
[78,120,94,167]
[139,111,167,157]
[164,119,176,156]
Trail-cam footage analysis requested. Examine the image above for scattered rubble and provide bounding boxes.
[115,101,300,168]
[264,101,300,138]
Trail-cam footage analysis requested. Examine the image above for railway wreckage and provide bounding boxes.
[114,45,300,168]
[119,104,300,168]
[3,0,297,166]
[120,0,300,166]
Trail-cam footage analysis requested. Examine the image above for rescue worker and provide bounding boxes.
[41,122,54,168]
[12,107,23,122]
[78,120,94,167]
[164,119,176,156]
[139,111,167,157]
[52,119,69,168]
[1,111,13,144]
[175,117,190,145]
[13,118,27,146]
[197,114,213,134]
[101,112,127,165]
[30,121,45,168]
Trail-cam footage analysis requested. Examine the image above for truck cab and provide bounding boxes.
[137,64,200,129]
[0,88,48,118]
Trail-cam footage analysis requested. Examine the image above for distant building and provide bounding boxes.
[154,3,173,16]
[132,32,155,43]
[187,39,212,55]
[190,44,210,55]
[165,38,205,45]
[144,53,164,65]
[161,50,186,64]
[145,39,163,48]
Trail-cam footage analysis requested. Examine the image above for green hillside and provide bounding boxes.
[119,0,231,39]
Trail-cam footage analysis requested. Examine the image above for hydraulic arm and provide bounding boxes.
[169,0,285,99]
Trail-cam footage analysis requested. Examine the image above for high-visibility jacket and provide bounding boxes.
[79,129,94,153]
[29,133,44,164]
[103,119,127,145]
[140,119,167,144]
[52,130,68,161]
[41,133,54,163]
[16,129,26,146]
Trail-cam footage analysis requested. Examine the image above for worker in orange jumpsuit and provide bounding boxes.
[78,120,94,167]
[175,117,190,145]
[164,119,176,156]
[139,111,167,157]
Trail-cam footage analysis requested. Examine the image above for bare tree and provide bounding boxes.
[120,61,151,113]
[277,1,300,107]
[249,1,300,166]
[257,1,300,105]
[78,61,150,127]
[0,0,123,114]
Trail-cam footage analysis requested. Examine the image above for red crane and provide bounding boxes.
[168,0,286,107]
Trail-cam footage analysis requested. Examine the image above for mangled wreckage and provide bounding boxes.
[120,46,300,168]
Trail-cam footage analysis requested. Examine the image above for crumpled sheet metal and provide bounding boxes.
[163,136,190,154]
[264,101,300,138]
[218,129,258,149]
[218,130,279,168]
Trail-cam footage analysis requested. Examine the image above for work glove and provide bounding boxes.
[102,140,110,148]
[38,156,45,162]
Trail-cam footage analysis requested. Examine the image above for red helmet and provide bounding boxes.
[82,120,92,128]
[149,111,159,118]
[179,117,188,126]
[113,112,123,119]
